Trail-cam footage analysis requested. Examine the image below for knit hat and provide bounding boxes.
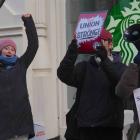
[100,28,112,40]
[0,38,16,52]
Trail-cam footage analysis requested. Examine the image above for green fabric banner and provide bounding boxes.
[104,0,140,65]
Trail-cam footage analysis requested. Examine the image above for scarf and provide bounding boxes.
[0,55,17,69]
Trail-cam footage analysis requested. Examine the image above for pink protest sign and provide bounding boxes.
[75,11,107,54]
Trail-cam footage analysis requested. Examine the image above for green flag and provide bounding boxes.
[104,0,140,65]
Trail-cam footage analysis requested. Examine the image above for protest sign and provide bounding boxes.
[133,88,140,123]
[29,124,47,140]
[75,11,107,53]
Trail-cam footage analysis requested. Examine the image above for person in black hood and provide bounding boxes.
[0,14,38,140]
[57,28,126,140]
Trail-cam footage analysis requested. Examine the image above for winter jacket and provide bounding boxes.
[116,63,140,140]
[0,16,38,140]
[57,40,126,139]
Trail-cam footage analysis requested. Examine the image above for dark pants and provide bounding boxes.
[79,127,123,140]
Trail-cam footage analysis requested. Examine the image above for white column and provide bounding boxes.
[55,0,68,139]
[25,0,59,139]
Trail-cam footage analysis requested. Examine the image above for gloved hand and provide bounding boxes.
[64,39,78,63]
[21,13,34,27]
[134,52,140,65]
[96,46,107,61]
[66,39,78,55]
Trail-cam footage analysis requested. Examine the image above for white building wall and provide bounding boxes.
[0,0,66,139]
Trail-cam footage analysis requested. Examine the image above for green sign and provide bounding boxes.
[104,0,140,65]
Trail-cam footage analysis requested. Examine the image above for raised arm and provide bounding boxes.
[57,39,86,87]
[101,59,126,85]
[20,14,39,68]
[96,47,126,85]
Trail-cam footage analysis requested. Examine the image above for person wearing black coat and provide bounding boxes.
[0,14,38,140]
[57,29,126,140]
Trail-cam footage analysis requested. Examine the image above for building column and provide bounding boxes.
[55,0,69,139]
[25,0,59,139]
